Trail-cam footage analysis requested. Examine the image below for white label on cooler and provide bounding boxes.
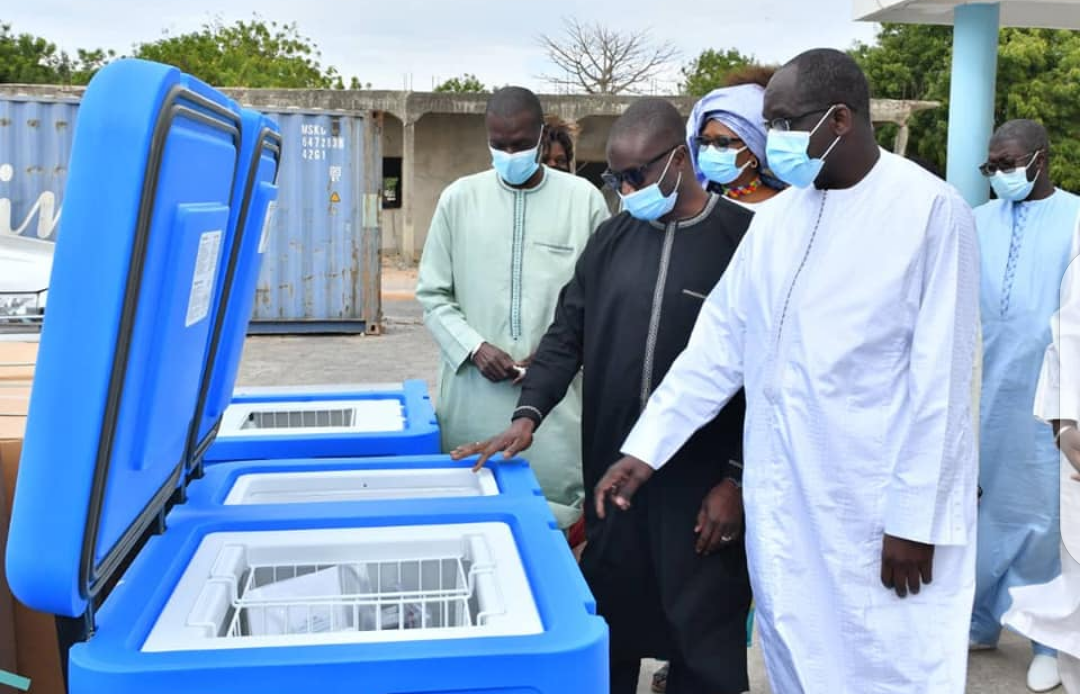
[258,200,277,254]
[186,230,222,327]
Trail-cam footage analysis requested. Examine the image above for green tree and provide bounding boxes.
[433,73,487,93]
[0,22,111,84]
[133,16,359,89]
[680,48,756,96]
[853,25,1080,192]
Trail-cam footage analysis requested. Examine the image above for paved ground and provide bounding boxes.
[234,276,1049,693]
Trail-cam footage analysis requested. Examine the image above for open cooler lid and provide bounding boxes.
[6,59,247,619]
[188,111,281,474]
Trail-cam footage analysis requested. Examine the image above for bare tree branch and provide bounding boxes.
[538,18,679,95]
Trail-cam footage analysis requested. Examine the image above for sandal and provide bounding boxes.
[651,662,669,693]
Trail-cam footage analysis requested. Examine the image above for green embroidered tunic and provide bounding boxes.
[417,167,609,527]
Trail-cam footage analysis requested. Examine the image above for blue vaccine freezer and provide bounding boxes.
[5,59,608,694]
[58,502,607,694]
[202,380,441,464]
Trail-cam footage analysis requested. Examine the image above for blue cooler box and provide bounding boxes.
[6,58,607,694]
[71,498,606,694]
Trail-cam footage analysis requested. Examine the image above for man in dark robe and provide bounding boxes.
[453,98,753,694]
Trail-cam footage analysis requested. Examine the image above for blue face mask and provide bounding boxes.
[765,107,841,189]
[490,129,543,186]
[620,150,681,221]
[989,155,1039,202]
[698,145,749,185]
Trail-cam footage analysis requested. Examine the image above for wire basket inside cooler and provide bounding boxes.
[228,553,481,636]
[218,399,406,437]
[222,468,500,505]
[142,524,542,652]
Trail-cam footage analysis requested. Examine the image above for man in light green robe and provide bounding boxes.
[416,87,609,528]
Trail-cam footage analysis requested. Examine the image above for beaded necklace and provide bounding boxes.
[724,177,762,200]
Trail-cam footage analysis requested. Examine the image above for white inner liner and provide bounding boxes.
[142,523,541,652]
[223,468,499,505]
[232,383,403,397]
[218,398,406,437]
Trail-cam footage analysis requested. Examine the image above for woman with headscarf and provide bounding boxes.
[685,80,785,209]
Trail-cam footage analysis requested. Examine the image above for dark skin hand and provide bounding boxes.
[1051,419,1080,481]
[472,342,517,383]
[592,457,744,555]
[593,455,655,518]
[881,535,934,598]
[451,417,536,472]
[696,479,743,555]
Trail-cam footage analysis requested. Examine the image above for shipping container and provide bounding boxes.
[0,97,77,242]
[0,94,382,334]
[251,110,382,334]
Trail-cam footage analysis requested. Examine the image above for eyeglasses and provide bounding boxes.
[692,135,744,150]
[978,150,1040,177]
[763,107,834,132]
[602,144,680,191]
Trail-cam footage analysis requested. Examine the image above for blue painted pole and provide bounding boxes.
[946,3,1001,207]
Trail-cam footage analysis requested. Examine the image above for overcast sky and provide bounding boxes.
[6,0,879,92]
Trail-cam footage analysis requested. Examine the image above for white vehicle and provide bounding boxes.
[0,234,52,332]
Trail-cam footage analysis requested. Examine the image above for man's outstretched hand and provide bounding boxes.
[881,534,935,598]
[594,456,654,518]
[450,418,536,472]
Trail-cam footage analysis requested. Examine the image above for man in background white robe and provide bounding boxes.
[1004,210,1080,693]
[594,49,980,693]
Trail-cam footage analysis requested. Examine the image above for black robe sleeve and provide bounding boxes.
[511,239,591,428]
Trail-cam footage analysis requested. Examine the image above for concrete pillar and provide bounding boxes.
[566,118,580,174]
[894,123,911,157]
[945,3,1000,207]
[402,118,418,262]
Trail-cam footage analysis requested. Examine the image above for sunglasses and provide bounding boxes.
[602,144,680,191]
[978,150,1040,177]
